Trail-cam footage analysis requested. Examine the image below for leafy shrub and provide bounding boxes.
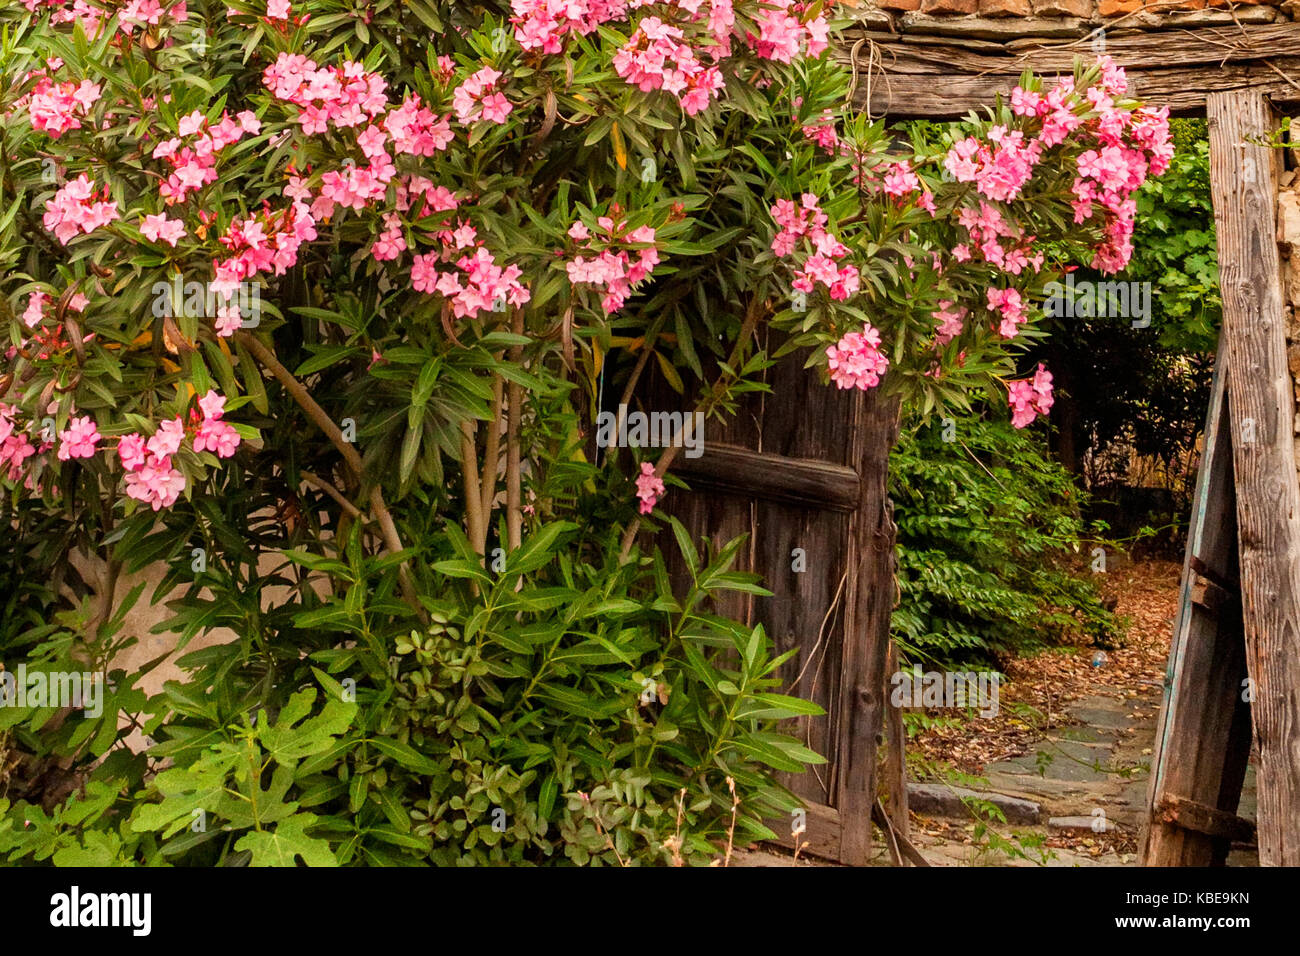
[891,410,1119,668]
[0,0,1164,866]
[1,515,822,865]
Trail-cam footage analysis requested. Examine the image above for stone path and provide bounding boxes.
[900,678,1258,867]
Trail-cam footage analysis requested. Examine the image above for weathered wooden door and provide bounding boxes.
[640,332,898,865]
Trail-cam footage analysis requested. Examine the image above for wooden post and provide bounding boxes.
[881,640,909,842]
[1207,90,1300,866]
[1139,338,1253,866]
[836,387,901,865]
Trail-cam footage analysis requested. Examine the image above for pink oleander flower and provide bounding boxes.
[267,0,290,20]
[124,456,186,510]
[27,78,100,138]
[193,419,240,457]
[826,325,889,391]
[197,389,226,420]
[56,415,100,460]
[140,213,186,246]
[634,461,665,515]
[118,433,149,472]
[987,286,1028,339]
[565,217,659,315]
[42,174,118,244]
[214,304,242,337]
[452,66,512,125]
[932,301,968,346]
[1008,363,1054,428]
[146,417,185,460]
[22,292,48,329]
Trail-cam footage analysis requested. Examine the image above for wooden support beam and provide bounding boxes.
[767,801,841,861]
[835,388,902,865]
[841,24,1300,118]
[1208,90,1300,866]
[672,443,862,511]
[1140,336,1253,866]
[1155,795,1257,845]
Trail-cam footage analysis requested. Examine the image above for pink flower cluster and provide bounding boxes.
[411,245,531,319]
[26,76,100,138]
[395,176,460,218]
[262,53,389,132]
[21,1,109,36]
[451,67,513,125]
[119,0,189,33]
[511,0,630,53]
[1008,363,1054,428]
[119,391,239,510]
[945,125,1043,204]
[213,201,317,297]
[770,194,859,301]
[747,0,830,63]
[318,162,392,213]
[153,109,261,205]
[613,14,727,116]
[57,415,100,461]
[0,404,37,482]
[42,174,119,245]
[801,109,839,153]
[826,325,889,391]
[371,212,407,262]
[1008,79,1084,149]
[565,212,660,314]
[931,300,968,347]
[952,59,1171,275]
[141,213,186,247]
[383,94,454,156]
[634,461,665,515]
[952,202,1044,276]
[986,286,1028,339]
[21,288,87,330]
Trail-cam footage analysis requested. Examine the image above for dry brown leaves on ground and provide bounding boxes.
[909,558,1182,776]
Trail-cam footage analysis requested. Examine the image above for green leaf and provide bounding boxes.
[235,814,338,867]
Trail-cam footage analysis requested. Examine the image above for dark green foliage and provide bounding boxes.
[891,411,1119,668]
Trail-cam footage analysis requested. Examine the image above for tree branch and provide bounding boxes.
[234,331,425,620]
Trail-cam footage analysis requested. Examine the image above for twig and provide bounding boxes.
[480,369,504,528]
[300,469,366,521]
[460,420,486,556]
[234,331,424,619]
[506,309,524,552]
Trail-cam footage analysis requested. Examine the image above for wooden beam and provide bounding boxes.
[834,388,902,865]
[672,443,862,511]
[1208,90,1300,866]
[766,800,841,861]
[841,24,1300,118]
[1140,336,1253,866]
[1155,795,1257,844]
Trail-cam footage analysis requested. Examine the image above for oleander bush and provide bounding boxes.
[0,0,1166,864]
